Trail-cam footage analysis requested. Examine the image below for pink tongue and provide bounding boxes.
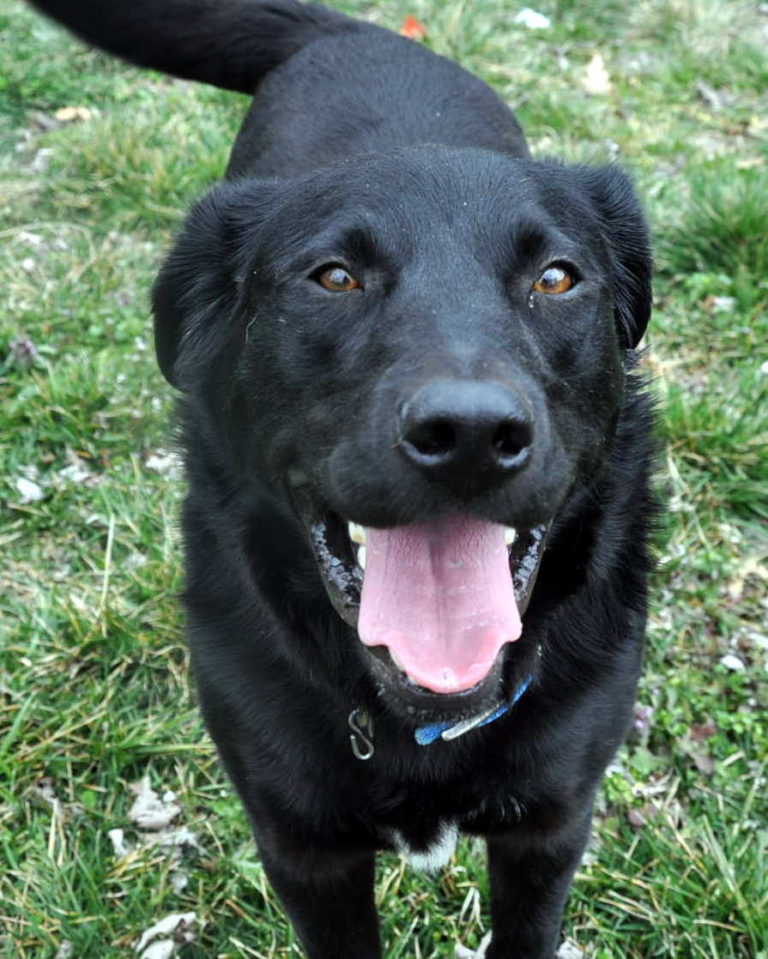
[358,516,521,693]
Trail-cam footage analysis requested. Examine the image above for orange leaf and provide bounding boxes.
[399,15,427,40]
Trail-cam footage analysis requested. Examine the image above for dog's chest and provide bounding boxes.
[367,766,518,871]
[384,819,460,873]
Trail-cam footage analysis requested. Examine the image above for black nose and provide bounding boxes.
[399,380,533,492]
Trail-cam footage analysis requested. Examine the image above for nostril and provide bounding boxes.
[492,421,532,461]
[409,419,456,458]
[399,379,534,483]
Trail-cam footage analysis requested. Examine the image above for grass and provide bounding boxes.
[1,0,767,957]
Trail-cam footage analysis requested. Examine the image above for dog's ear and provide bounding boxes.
[152,180,274,388]
[583,166,653,349]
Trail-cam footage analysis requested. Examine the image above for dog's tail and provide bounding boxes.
[27,0,356,94]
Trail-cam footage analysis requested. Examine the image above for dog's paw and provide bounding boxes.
[455,932,492,959]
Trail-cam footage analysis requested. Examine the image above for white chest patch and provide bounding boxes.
[389,820,459,873]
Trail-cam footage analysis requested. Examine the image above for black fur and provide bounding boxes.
[29,3,656,957]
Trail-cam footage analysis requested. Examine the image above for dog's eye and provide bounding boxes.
[532,265,576,295]
[314,264,362,292]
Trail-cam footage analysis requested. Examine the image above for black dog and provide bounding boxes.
[30,2,655,956]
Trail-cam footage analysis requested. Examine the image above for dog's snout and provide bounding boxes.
[399,380,533,490]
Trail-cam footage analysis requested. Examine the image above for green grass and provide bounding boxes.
[1,0,767,957]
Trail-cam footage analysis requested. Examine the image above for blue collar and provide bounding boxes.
[414,674,532,745]
[347,675,532,760]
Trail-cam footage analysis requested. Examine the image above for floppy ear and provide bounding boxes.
[152,180,273,388]
[584,166,653,349]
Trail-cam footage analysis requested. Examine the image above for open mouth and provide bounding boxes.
[308,511,548,701]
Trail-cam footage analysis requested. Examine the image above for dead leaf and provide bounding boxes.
[689,719,717,743]
[702,294,736,313]
[58,451,92,485]
[696,80,724,111]
[680,729,717,776]
[31,147,54,173]
[557,943,585,959]
[399,15,427,40]
[727,555,768,601]
[691,751,716,776]
[54,106,93,124]
[108,828,132,858]
[145,449,183,478]
[513,8,551,29]
[582,53,613,95]
[15,476,44,503]
[135,913,198,956]
[455,931,492,959]
[138,944,175,959]
[719,653,745,671]
[9,336,39,368]
[128,777,181,831]
[171,871,189,895]
[31,778,66,820]
[29,110,58,132]
[148,825,202,854]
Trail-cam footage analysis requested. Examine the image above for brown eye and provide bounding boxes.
[315,265,362,292]
[532,265,576,295]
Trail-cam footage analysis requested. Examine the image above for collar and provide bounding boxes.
[348,674,532,760]
[414,674,532,745]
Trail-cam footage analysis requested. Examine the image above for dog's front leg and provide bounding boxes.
[483,814,592,959]
[257,843,381,959]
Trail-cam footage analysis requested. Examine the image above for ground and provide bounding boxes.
[0,1,766,957]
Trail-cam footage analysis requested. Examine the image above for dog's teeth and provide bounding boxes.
[389,648,405,671]
[504,527,517,545]
[348,522,367,545]
[357,546,367,570]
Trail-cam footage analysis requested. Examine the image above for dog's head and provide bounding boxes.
[154,148,651,720]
